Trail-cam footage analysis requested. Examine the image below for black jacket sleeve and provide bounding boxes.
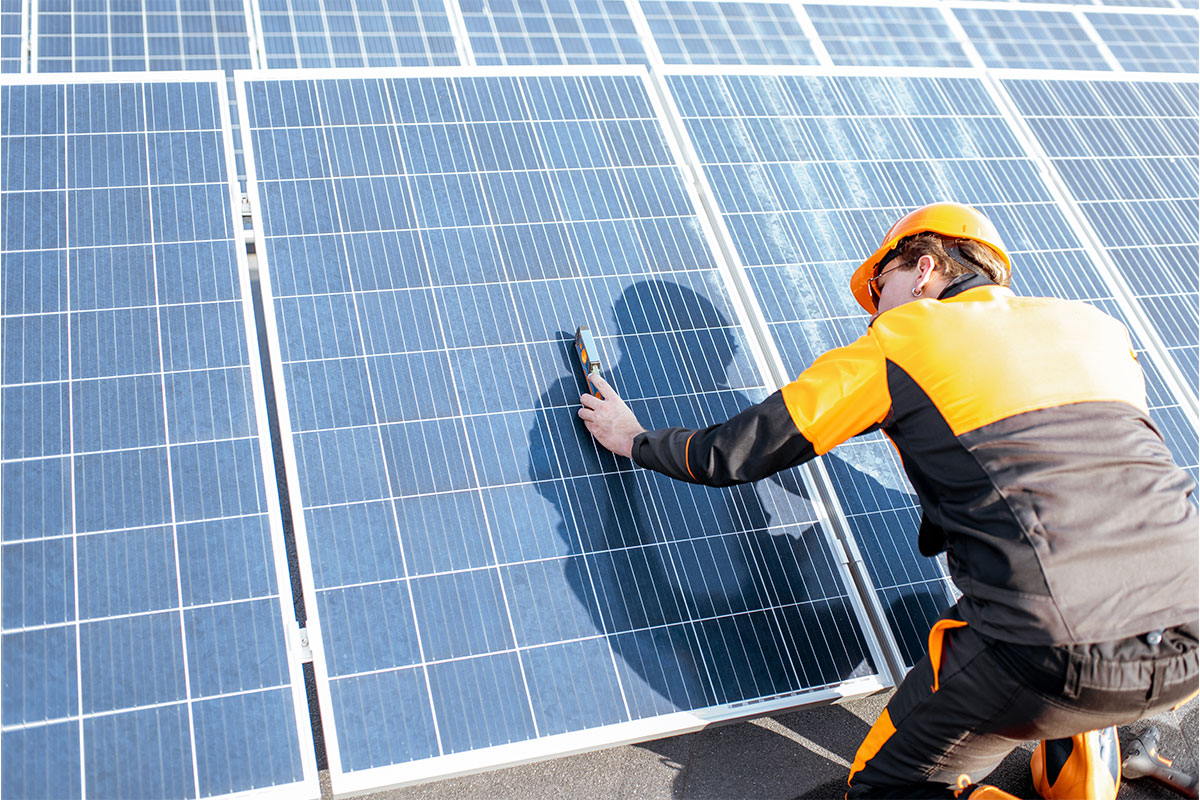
[630,390,818,487]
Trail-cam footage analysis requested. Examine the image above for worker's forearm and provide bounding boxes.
[631,391,818,486]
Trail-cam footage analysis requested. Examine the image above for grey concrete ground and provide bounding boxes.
[323,693,1196,800]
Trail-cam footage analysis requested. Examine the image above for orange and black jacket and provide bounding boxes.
[632,274,1198,646]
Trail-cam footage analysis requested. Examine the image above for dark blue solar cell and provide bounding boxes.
[84,705,194,799]
[193,689,306,797]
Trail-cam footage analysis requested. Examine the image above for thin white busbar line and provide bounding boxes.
[1,434,264,464]
[2,593,284,635]
[0,682,295,734]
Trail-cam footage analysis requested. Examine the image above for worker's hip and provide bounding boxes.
[846,610,1198,797]
[985,619,1198,717]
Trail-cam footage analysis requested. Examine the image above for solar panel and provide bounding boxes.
[458,0,646,65]
[35,0,257,73]
[661,66,1197,667]
[638,0,819,65]
[253,0,460,68]
[1083,10,1199,73]
[1,0,21,73]
[951,7,1113,70]
[802,3,972,68]
[999,74,1199,477]
[238,67,889,793]
[0,73,316,799]
[1096,0,1186,8]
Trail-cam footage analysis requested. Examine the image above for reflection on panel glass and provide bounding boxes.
[666,71,1195,667]
[1003,76,1199,484]
[803,3,971,68]
[0,79,307,799]
[1084,11,1200,73]
[36,0,255,72]
[258,0,458,68]
[952,7,1111,70]
[243,73,879,784]
[640,0,817,65]
[459,0,646,65]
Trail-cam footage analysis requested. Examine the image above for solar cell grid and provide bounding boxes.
[240,69,886,791]
[951,7,1112,70]
[35,0,256,73]
[1083,10,1199,72]
[1000,75,1199,479]
[458,0,646,65]
[254,0,459,68]
[0,75,314,799]
[639,0,819,65]
[1097,0,1186,7]
[662,67,1197,667]
[0,0,20,73]
[802,3,972,68]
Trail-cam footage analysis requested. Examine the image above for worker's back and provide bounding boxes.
[867,278,1197,646]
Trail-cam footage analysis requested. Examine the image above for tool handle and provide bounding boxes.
[1147,764,1199,800]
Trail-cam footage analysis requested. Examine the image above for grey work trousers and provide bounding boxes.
[845,608,1198,799]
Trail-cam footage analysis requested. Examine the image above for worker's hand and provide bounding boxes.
[578,373,645,459]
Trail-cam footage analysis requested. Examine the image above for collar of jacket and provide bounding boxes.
[937,272,996,300]
[867,272,1001,328]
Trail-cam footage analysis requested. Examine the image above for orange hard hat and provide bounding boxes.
[849,202,1010,314]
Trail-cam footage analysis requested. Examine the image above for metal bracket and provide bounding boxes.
[292,623,314,663]
[240,192,252,217]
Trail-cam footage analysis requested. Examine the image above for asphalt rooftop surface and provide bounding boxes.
[319,691,1197,800]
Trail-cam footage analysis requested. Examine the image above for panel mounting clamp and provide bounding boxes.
[292,624,314,663]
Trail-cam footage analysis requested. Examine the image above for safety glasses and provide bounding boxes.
[867,252,907,308]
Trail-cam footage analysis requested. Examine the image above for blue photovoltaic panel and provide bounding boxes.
[665,70,1197,667]
[1084,11,1199,73]
[0,78,312,799]
[242,71,881,787]
[36,0,256,73]
[458,0,646,66]
[1,0,20,73]
[640,0,818,65]
[803,3,972,68]
[256,0,458,68]
[1097,0,1186,7]
[951,7,1112,70]
[1002,76,1199,465]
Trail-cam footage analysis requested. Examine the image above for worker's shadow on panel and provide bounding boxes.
[527,280,882,791]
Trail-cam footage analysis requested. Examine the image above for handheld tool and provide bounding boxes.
[574,325,602,397]
[1122,726,1198,799]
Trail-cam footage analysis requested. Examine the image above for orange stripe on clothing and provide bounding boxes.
[928,619,968,693]
[684,431,697,481]
[847,708,896,788]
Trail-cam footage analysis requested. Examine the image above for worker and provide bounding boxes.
[576,202,1199,799]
